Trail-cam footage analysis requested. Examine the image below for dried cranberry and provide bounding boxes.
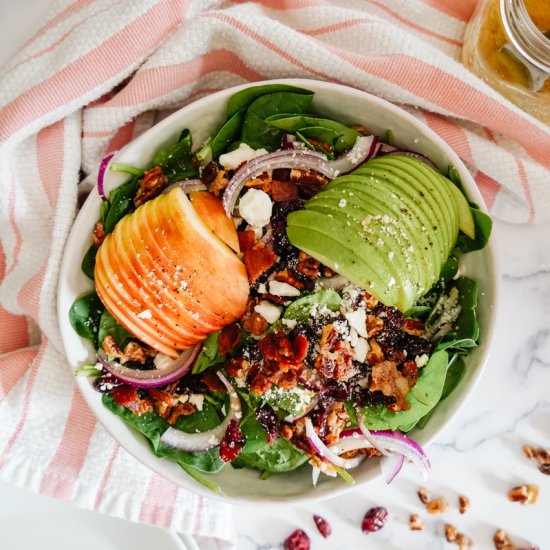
[313,515,331,538]
[219,420,246,462]
[362,506,388,533]
[256,404,281,445]
[283,529,310,550]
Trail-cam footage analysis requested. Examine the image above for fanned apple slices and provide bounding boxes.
[95,187,249,357]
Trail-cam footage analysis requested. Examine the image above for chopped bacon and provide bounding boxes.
[271,180,299,202]
[369,360,411,412]
[218,323,242,355]
[366,314,384,337]
[243,242,277,282]
[225,357,250,378]
[237,230,256,252]
[289,169,328,198]
[402,319,426,336]
[202,370,226,392]
[273,269,305,290]
[242,298,269,336]
[111,385,153,415]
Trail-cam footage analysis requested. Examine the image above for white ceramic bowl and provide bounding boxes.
[57,79,499,504]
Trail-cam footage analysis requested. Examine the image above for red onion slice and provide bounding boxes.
[380,452,405,484]
[311,465,321,486]
[98,344,201,388]
[356,406,390,456]
[377,142,398,154]
[329,135,378,175]
[222,149,335,216]
[160,371,241,452]
[161,179,207,195]
[98,151,117,201]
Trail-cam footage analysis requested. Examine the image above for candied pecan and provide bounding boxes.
[426,497,450,514]
[323,402,349,445]
[207,167,229,196]
[295,251,321,278]
[271,180,299,202]
[401,360,419,387]
[123,341,155,364]
[111,385,153,415]
[402,318,426,336]
[369,360,410,412]
[523,445,550,475]
[225,357,250,379]
[417,487,430,505]
[493,529,514,550]
[259,331,307,372]
[249,373,271,395]
[218,323,242,355]
[459,494,470,514]
[281,424,294,440]
[102,335,123,360]
[445,524,458,542]
[508,484,539,505]
[271,369,299,390]
[167,402,196,424]
[243,242,277,282]
[245,176,272,193]
[242,299,269,336]
[274,269,305,290]
[409,514,424,531]
[134,166,167,206]
[237,230,256,252]
[314,325,353,381]
[149,388,178,418]
[93,221,106,247]
[367,338,385,364]
[351,124,368,135]
[455,532,474,549]
[289,168,328,198]
[366,314,384,337]
[363,293,379,310]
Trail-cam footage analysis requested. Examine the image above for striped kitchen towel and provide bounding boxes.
[0,0,549,543]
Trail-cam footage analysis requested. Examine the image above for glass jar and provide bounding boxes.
[462,0,550,124]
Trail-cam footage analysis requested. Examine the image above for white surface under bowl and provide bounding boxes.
[57,79,498,505]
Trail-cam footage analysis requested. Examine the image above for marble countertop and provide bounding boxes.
[232,220,550,549]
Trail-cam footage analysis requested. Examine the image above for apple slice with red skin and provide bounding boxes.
[95,187,249,356]
[189,191,240,253]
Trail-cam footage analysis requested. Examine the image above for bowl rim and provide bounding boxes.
[57,78,500,505]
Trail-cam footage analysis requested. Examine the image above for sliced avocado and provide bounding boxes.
[444,180,476,239]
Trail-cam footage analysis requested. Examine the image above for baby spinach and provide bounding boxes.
[74,364,103,377]
[227,84,313,118]
[192,331,225,374]
[104,176,140,233]
[283,289,342,322]
[360,350,449,431]
[69,291,105,346]
[81,244,97,280]
[98,309,133,349]
[152,128,198,180]
[210,110,245,159]
[232,416,308,473]
[453,208,493,255]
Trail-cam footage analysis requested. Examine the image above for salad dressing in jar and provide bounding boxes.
[462,0,550,124]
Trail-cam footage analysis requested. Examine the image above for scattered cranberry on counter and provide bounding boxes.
[313,515,331,538]
[361,506,388,533]
[283,529,311,550]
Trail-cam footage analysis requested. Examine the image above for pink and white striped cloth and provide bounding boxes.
[1,0,549,542]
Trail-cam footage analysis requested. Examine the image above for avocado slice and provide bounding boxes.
[444,180,476,239]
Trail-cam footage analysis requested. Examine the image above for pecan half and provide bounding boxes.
[409,514,424,531]
[508,484,539,505]
[93,221,106,247]
[369,360,410,412]
[134,166,168,206]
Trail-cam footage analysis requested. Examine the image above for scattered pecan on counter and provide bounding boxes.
[523,445,550,475]
[507,484,539,505]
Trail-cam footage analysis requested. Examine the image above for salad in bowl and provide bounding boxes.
[59,80,496,501]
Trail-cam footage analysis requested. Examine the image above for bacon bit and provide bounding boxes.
[218,323,242,355]
[202,370,226,392]
[249,373,271,394]
[274,269,305,290]
[289,169,328,198]
[207,167,229,196]
[242,298,269,336]
[402,319,426,336]
[93,222,106,247]
[259,331,306,373]
[237,230,257,252]
[293,334,309,362]
[134,166,168,207]
[295,251,320,278]
[111,385,153,414]
[369,360,410,411]
[272,370,299,390]
[324,402,349,445]
[225,357,250,379]
[243,242,277,282]
[401,360,419,387]
[271,180,299,202]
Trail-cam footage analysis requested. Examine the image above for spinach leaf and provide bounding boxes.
[104,176,139,233]
[266,114,359,153]
[192,331,225,374]
[152,128,198,180]
[81,244,97,280]
[227,84,313,118]
[453,208,492,255]
[440,255,459,282]
[98,309,133,349]
[231,416,308,473]
[385,129,395,146]
[69,291,105,346]
[283,289,342,322]
[102,393,225,473]
[74,364,103,377]
[100,200,110,225]
[262,386,316,418]
[360,350,449,431]
[241,92,314,149]
[210,110,246,159]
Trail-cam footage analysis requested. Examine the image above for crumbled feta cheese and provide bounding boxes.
[188,394,204,411]
[239,189,272,228]
[345,308,368,338]
[415,353,430,368]
[339,198,347,207]
[254,300,281,324]
[153,353,174,370]
[257,283,267,294]
[219,142,268,170]
[353,337,369,363]
[137,309,152,319]
[349,327,358,348]
[282,318,297,330]
[268,280,301,297]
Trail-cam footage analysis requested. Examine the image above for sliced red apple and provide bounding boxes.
[94,187,249,355]
[189,191,240,253]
